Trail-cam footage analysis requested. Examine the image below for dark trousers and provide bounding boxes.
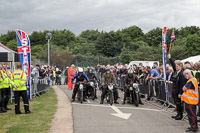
[14,91,30,113]
[72,84,86,100]
[3,88,11,109]
[174,92,183,116]
[0,89,5,109]
[101,87,118,102]
[185,103,198,131]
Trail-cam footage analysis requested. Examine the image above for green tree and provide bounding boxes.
[6,39,17,51]
[144,27,162,47]
[186,34,200,56]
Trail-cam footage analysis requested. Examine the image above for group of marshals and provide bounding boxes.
[0,63,31,114]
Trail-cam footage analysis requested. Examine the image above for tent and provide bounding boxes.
[181,55,200,64]
[0,43,19,62]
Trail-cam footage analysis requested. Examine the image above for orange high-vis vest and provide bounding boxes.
[181,78,199,105]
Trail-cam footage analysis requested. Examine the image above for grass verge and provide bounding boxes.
[0,87,57,133]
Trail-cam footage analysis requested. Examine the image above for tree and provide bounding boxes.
[0,31,16,45]
[144,27,162,47]
[186,34,200,56]
[96,31,123,57]
[51,30,76,49]
[121,26,144,41]
[6,39,17,51]
[79,30,100,43]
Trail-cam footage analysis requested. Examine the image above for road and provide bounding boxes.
[58,84,190,133]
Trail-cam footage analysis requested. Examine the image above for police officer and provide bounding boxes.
[11,63,31,114]
[181,69,199,132]
[71,67,90,102]
[100,67,119,104]
[0,68,6,113]
[1,64,12,111]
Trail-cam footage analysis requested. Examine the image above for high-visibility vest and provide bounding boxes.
[11,70,27,91]
[192,70,198,77]
[1,70,11,88]
[181,77,199,105]
[0,71,5,89]
[53,70,56,78]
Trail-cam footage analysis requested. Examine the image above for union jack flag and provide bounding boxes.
[171,29,175,42]
[162,27,168,99]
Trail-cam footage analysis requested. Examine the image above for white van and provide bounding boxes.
[129,61,159,68]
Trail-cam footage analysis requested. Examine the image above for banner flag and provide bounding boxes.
[162,27,168,99]
[16,30,32,99]
[170,29,176,42]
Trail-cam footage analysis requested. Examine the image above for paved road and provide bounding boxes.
[58,84,190,133]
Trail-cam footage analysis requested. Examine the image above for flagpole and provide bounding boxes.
[168,40,172,55]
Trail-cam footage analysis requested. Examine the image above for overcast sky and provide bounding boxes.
[0,0,199,35]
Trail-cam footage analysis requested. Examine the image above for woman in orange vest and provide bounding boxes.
[181,69,199,132]
[68,65,75,89]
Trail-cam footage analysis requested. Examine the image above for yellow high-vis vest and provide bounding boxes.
[0,71,5,89]
[1,70,11,88]
[11,70,27,91]
[53,70,56,78]
[181,77,199,105]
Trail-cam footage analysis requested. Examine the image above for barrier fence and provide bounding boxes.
[10,78,49,103]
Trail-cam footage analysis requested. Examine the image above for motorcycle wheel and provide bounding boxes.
[133,91,139,107]
[109,91,114,106]
[80,90,83,104]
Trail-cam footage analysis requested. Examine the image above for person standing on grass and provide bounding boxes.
[11,63,31,115]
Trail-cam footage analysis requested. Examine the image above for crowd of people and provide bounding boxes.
[1,54,200,132]
[64,54,200,132]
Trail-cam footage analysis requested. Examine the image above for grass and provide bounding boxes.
[0,87,57,133]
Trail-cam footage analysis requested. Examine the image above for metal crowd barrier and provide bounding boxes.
[138,78,176,109]
[32,78,50,97]
[10,78,49,102]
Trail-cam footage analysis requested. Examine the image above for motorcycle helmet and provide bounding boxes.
[106,67,110,71]
[78,67,84,73]
[128,69,133,75]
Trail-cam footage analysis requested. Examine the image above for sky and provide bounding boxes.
[0,0,200,35]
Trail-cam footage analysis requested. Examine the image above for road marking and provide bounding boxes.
[86,99,91,103]
[117,106,164,112]
[72,103,163,112]
[110,104,132,120]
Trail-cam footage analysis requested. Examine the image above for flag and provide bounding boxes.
[170,29,175,42]
[162,27,168,98]
[16,30,32,99]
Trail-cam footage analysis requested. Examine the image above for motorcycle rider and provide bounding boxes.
[86,68,98,98]
[123,69,143,105]
[71,67,90,102]
[100,67,119,104]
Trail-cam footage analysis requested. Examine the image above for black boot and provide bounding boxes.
[100,101,103,104]
[171,113,179,119]
[1,107,7,112]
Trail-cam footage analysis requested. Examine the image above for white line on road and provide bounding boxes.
[72,103,164,112]
[86,99,91,103]
[110,105,132,120]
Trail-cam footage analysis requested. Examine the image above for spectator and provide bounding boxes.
[153,62,159,69]
[32,64,40,97]
[168,54,187,120]
[146,66,159,81]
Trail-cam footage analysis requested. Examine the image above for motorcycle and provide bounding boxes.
[77,81,85,104]
[105,83,115,105]
[89,79,97,100]
[56,74,62,85]
[132,83,140,107]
